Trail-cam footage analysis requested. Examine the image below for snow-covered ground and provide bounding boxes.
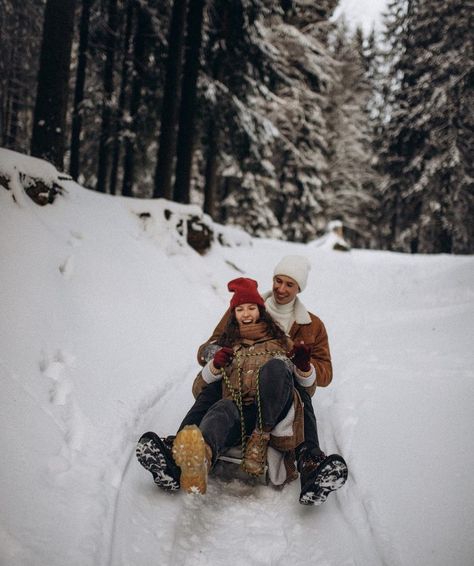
[1,149,473,566]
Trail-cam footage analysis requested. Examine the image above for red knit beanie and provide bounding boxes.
[228,278,265,309]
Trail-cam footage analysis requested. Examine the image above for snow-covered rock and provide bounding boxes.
[310,220,351,251]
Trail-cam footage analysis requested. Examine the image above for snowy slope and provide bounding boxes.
[1,149,473,566]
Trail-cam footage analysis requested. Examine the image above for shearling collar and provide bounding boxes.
[263,290,312,325]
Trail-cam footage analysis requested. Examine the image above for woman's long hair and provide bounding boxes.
[217,305,288,348]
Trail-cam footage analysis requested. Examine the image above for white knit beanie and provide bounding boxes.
[273,255,311,292]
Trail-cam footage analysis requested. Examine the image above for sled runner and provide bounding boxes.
[213,445,269,485]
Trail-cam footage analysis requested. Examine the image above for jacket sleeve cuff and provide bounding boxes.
[294,364,316,387]
[202,361,222,384]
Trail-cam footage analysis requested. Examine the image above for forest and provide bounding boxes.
[1,0,472,253]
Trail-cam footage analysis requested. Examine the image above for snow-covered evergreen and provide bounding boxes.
[324,23,380,246]
[203,1,339,241]
[378,0,474,253]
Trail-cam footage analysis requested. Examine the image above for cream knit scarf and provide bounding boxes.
[264,295,296,334]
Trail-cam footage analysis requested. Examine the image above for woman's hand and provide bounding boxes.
[212,347,234,369]
[289,342,312,372]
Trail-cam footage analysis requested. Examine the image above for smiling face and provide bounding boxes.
[235,303,260,326]
[272,275,299,304]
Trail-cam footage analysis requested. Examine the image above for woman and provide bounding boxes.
[136,277,314,494]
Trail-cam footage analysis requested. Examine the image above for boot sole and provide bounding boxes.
[299,456,348,506]
[172,425,208,494]
[136,433,180,491]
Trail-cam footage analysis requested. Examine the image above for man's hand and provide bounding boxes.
[213,347,234,369]
[289,342,312,372]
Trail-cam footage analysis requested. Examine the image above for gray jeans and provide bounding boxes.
[198,358,294,461]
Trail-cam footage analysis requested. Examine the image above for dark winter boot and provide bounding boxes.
[298,448,348,505]
[136,432,181,491]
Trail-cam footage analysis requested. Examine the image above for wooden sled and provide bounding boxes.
[212,445,269,485]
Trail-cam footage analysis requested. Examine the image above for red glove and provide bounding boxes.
[213,347,234,369]
[289,342,312,372]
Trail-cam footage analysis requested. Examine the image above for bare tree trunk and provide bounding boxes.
[2,8,19,146]
[203,117,221,218]
[202,4,231,217]
[4,18,17,146]
[109,0,133,195]
[96,0,118,192]
[173,0,206,204]
[203,37,226,219]
[70,0,93,180]
[8,88,20,148]
[31,0,76,169]
[122,1,147,198]
[152,0,188,199]
[2,88,11,145]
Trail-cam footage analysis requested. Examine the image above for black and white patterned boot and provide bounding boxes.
[298,450,348,505]
[136,432,181,491]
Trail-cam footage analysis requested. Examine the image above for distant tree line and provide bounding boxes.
[0,0,472,253]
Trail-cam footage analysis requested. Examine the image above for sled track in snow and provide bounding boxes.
[320,393,401,566]
[105,371,401,566]
[105,448,136,566]
[335,473,399,566]
[103,371,190,566]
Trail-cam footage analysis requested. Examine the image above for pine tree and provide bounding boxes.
[221,172,282,239]
[31,0,77,169]
[109,0,134,195]
[324,23,380,247]
[1,1,44,153]
[173,0,206,204]
[201,0,339,241]
[380,0,473,253]
[198,0,283,234]
[153,0,188,199]
[255,3,338,241]
[122,0,149,197]
[70,0,93,181]
[200,0,248,221]
[96,0,119,193]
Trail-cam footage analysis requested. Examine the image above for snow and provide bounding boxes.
[333,0,389,34]
[1,149,474,566]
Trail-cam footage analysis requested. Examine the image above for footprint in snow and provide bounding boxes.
[40,350,75,406]
[68,230,83,248]
[40,350,87,474]
[59,255,74,279]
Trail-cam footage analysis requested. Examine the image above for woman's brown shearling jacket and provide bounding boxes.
[196,302,332,394]
[193,335,304,452]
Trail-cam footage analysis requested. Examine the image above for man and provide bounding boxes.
[195,255,347,504]
[137,255,347,505]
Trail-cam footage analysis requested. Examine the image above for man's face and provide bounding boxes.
[272,275,299,304]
